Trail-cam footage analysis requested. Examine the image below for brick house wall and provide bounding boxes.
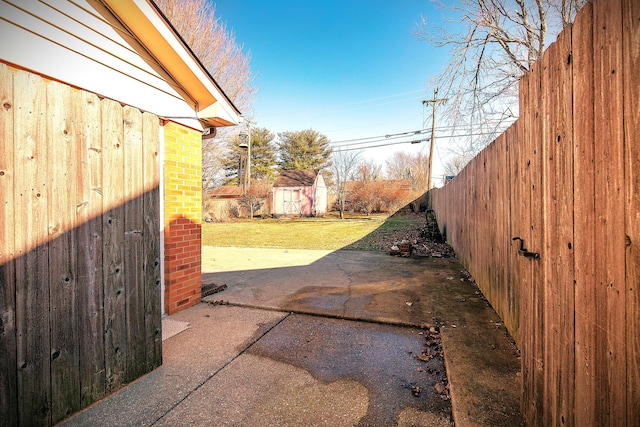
[162,121,202,314]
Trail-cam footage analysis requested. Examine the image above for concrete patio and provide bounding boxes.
[58,248,522,426]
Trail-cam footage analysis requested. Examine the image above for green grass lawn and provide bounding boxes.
[201,212,422,251]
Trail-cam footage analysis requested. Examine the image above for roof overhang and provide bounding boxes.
[101,0,240,128]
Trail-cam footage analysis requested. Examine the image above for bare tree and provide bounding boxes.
[355,159,383,182]
[155,0,256,112]
[155,0,258,193]
[202,138,230,190]
[443,155,471,177]
[385,152,418,180]
[416,0,587,156]
[237,181,271,219]
[331,150,362,219]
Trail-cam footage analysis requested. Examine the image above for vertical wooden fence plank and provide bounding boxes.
[142,113,162,371]
[513,73,525,416]
[501,132,514,334]
[527,57,546,426]
[547,29,576,426]
[511,79,527,358]
[594,0,626,423]
[0,63,18,427]
[47,80,81,424]
[102,98,127,393]
[541,44,557,427]
[519,66,535,424]
[486,145,497,310]
[623,0,640,423]
[123,106,145,382]
[503,126,518,342]
[14,69,51,426]
[75,90,105,407]
[532,61,547,427]
[572,3,597,425]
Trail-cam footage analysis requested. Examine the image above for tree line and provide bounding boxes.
[205,124,430,218]
[155,0,589,214]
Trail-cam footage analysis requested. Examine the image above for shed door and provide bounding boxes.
[283,189,302,214]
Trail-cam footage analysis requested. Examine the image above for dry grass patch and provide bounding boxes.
[201,211,424,251]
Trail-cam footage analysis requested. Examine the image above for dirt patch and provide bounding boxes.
[345,208,456,258]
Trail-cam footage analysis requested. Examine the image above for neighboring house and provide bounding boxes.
[0,1,240,425]
[272,170,327,216]
[204,185,242,221]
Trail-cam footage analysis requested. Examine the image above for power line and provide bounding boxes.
[332,138,430,152]
[330,129,427,145]
[328,119,515,146]
[330,130,506,152]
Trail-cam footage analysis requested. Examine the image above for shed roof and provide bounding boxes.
[274,170,320,188]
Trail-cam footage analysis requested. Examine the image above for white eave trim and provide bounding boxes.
[102,0,241,127]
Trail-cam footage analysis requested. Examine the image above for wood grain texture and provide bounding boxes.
[46,79,81,424]
[0,62,18,427]
[14,67,51,427]
[101,98,127,393]
[75,90,106,407]
[123,106,145,382]
[623,0,640,423]
[2,63,164,425]
[527,58,546,427]
[142,113,162,371]
[544,28,576,426]
[424,1,636,424]
[572,3,597,426]
[594,0,627,422]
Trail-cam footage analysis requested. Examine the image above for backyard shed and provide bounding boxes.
[0,0,240,425]
[272,169,327,216]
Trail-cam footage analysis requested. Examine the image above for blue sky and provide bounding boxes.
[214,1,456,180]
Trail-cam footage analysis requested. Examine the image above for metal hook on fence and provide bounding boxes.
[512,237,540,259]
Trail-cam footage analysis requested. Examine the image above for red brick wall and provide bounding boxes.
[163,121,202,314]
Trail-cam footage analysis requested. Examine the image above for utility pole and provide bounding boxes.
[238,127,251,193]
[422,88,448,190]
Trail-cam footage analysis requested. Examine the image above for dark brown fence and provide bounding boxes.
[0,64,162,426]
[428,1,639,425]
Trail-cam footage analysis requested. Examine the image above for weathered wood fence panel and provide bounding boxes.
[623,1,640,424]
[0,64,162,426]
[428,0,639,424]
[572,4,597,425]
[0,57,18,427]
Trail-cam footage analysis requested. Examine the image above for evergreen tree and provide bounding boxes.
[247,127,278,181]
[277,129,333,171]
[222,126,278,185]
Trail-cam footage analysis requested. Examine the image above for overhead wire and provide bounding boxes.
[330,129,509,152]
[332,138,430,152]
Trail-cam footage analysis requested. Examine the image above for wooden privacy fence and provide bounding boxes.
[0,64,162,426]
[428,1,639,425]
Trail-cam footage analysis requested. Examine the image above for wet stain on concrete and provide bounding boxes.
[248,314,453,426]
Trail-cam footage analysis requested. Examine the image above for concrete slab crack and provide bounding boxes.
[150,312,291,426]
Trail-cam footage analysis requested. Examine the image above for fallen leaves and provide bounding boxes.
[385,209,456,257]
[412,324,451,400]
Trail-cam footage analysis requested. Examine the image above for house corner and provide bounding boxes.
[162,121,203,315]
